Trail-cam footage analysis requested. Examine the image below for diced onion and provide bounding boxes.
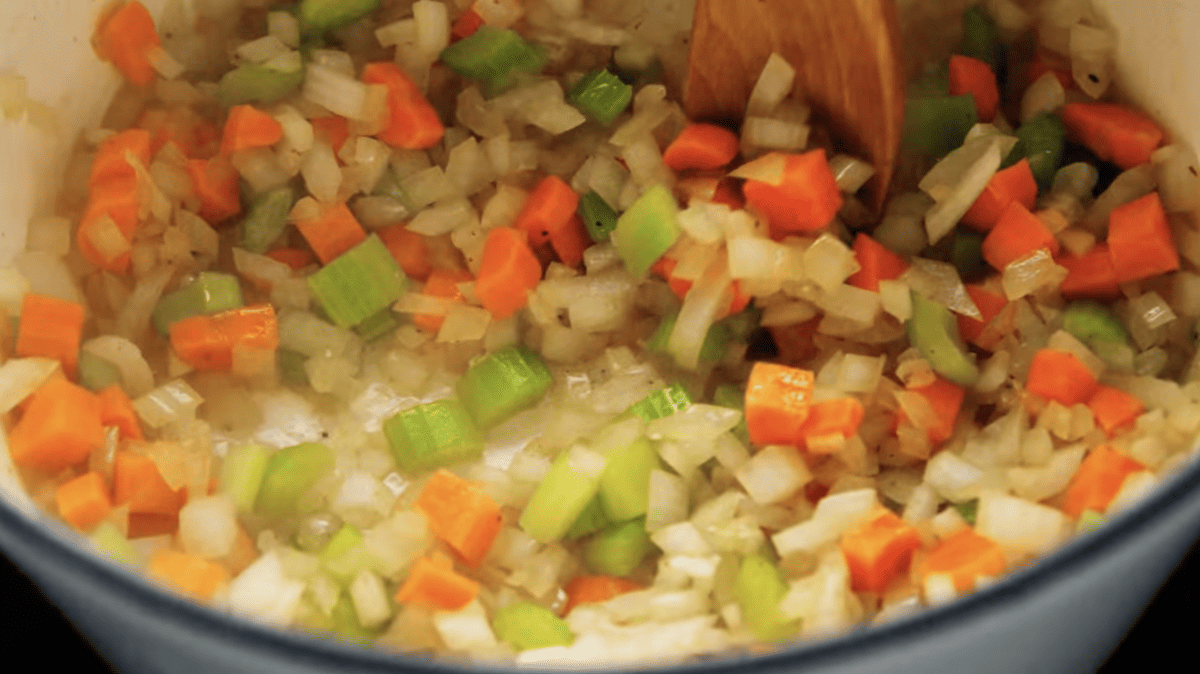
[82,336,156,397]
[746,52,796,117]
[828,154,876,194]
[1151,144,1200,213]
[975,491,1069,555]
[0,358,60,414]
[304,62,370,120]
[1022,71,1066,124]
[1084,164,1156,234]
[1070,23,1115,99]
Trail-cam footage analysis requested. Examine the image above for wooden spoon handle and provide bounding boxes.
[685,0,905,209]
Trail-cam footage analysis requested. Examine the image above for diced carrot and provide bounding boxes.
[847,233,910,292]
[744,362,815,447]
[948,55,1000,123]
[56,472,112,532]
[1107,191,1179,284]
[712,177,745,211]
[955,285,1009,349]
[309,116,351,156]
[169,304,279,373]
[1060,102,1165,170]
[413,269,474,334]
[378,225,434,282]
[561,575,642,616]
[743,150,843,237]
[414,469,504,568]
[127,513,180,539]
[362,62,446,150]
[394,557,480,610]
[451,9,485,41]
[1025,348,1099,407]
[1087,385,1145,438]
[1062,445,1146,517]
[98,384,145,441]
[474,227,543,321]
[662,123,741,172]
[798,398,865,451]
[93,0,162,87]
[1026,47,1074,90]
[7,378,103,472]
[917,528,1007,592]
[147,549,228,600]
[981,201,1060,271]
[76,214,133,275]
[265,247,316,271]
[113,452,185,516]
[90,128,152,188]
[841,511,923,594]
[514,175,585,266]
[960,159,1039,232]
[291,200,368,264]
[15,293,86,379]
[898,377,965,446]
[185,156,242,225]
[1059,244,1121,300]
[220,104,284,155]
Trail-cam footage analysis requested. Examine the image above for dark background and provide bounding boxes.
[1,544,1192,673]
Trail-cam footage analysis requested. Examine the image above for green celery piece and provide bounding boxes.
[613,184,681,278]
[598,437,658,522]
[1077,509,1106,534]
[89,521,140,567]
[957,5,1002,71]
[383,399,484,471]
[218,62,306,108]
[329,593,384,643]
[307,234,408,329]
[648,312,730,364]
[907,291,980,387]
[736,554,801,641]
[456,346,554,430]
[221,443,270,513]
[440,26,545,82]
[256,442,336,515]
[492,602,574,651]
[241,186,296,254]
[903,94,979,158]
[625,384,692,423]
[520,447,607,544]
[320,523,373,583]
[712,384,749,445]
[354,308,399,342]
[1062,300,1130,349]
[300,0,381,32]
[954,499,979,526]
[153,272,245,336]
[584,519,653,577]
[1010,113,1066,190]
[78,351,122,392]
[278,349,310,386]
[569,69,633,126]
[950,229,987,282]
[565,496,610,541]
[579,191,619,243]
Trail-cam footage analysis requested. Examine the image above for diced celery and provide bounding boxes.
[957,5,1002,72]
[648,313,730,364]
[299,0,381,32]
[1010,113,1066,190]
[307,235,408,329]
[950,229,987,282]
[241,186,296,254]
[440,26,545,83]
[1062,301,1130,349]
[88,521,140,567]
[903,94,979,158]
[217,62,306,108]
[565,496,610,541]
[278,349,310,386]
[354,309,399,342]
[736,554,801,641]
[78,351,122,392]
[584,519,652,577]
[568,69,633,126]
[299,595,378,643]
[520,447,607,543]
[613,184,681,279]
[256,442,336,515]
[598,437,658,522]
[492,602,574,651]
[455,346,553,430]
[579,190,619,243]
[1077,509,1106,534]
[383,399,484,472]
[624,384,692,423]
[954,499,979,526]
[221,443,270,513]
[712,384,749,445]
[907,291,980,387]
[153,272,245,335]
[320,523,372,583]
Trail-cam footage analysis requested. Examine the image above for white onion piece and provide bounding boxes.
[304,62,369,120]
[922,136,1014,244]
[976,491,1069,555]
[14,251,82,306]
[741,117,809,156]
[1084,164,1156,234]
[409,198,476,236]
[116,265,174,343]
[179,494,238,559]
[901,258,980,319]
[0,358,59,414]
[746,52,796,116]
[82,336,155,397]
[412,0,450,56]
[473,0,525,27]
[1007,445,1086,502]
[300,141,342,203]
[1070,23,1115,99]
[874,192,933,256]
[729,152,786,184]
[228,552,305,626]
[436,304,491,343]
[829,154,876,194]
[235,35,289,64]
[803,234,859,292]
[1151,144,1200,213]
[986,0,1032,40]
[669,258,732,370]
[267,11,300,48]
[375,18,417,48]
[646,469,690,533]
[1001,248,1068,300]
[1021,71,1066,124]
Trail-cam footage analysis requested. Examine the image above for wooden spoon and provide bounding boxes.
[684,0,905,210]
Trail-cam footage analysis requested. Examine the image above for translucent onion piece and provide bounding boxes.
[922,136,1014,244]
[235,35,290,64]
[1151,144,1200,213]
[268,11,300,48]
[1021,71,1066,124]
[829,154,876,194]
[133,379,204,429]
[741,117,809,155]
[669,258,732,370]
[304,62,369,120]
[803,234,859,292]
[1000,248,1068,300]
[1129,291,1178,331]
[1084,164,1156,234]
[986,0,1032,40]
[116,264,175,342]
[436,304,491,343]
[901,258,981,319]
[82,335,156,397]
[1052,162,1100,200]
[728,152,787,184]
[874,192,933,256]
[746,52,796,117]
[975,491,1068,555]
[0,357,60,414]
[1070,23,1116,99]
